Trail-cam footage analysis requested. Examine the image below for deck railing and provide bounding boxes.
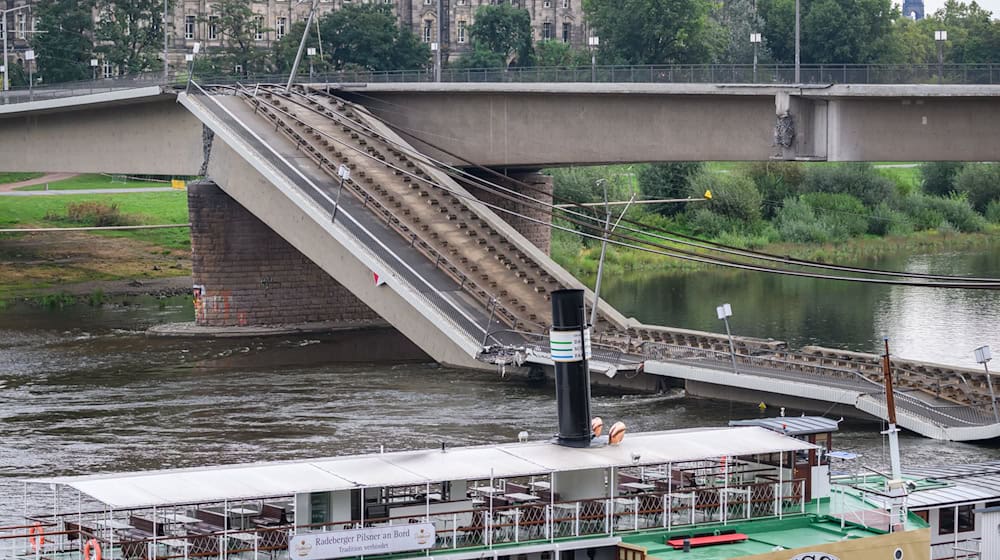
[0,480,805,560]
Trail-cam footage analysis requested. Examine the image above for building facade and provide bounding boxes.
[2,0,589,81]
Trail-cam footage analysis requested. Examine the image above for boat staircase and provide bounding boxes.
[179,82,1000,442]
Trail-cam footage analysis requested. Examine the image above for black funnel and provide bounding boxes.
[550,289,592,447]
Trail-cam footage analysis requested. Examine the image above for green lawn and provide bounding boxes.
[15,173,169,191]
[0,192,191,249]
[0,172,44,184]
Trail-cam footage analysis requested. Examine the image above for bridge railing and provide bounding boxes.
[0,74,166,105]
[250,63,998,85]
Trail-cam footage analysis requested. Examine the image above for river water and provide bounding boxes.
[1,247,999,524]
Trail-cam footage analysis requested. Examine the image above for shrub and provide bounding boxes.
[898,193,986,232]
[868,202,914,236]
[801,163,897,208]
[688,172,763,226]
[953,163,1000,213]
[686,207,730,237]
[637,162,704,216]
[920,162,964,196]
[45,202,137,227]
[775,197,833,243]
[986,199,1000,224]
[799,193,868,239]
[742,162,805,218]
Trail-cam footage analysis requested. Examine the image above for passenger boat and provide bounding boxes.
[0,291,935,560]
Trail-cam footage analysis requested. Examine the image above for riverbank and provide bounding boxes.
[552,227,1000,278]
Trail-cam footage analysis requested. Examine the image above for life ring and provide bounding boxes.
[27,523,45,551]
[83,538,102,560]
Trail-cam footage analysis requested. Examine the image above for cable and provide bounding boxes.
[342,88,1000,283]
[245,86,1000,289]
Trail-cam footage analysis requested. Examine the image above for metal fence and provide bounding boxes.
[2,63,999,107]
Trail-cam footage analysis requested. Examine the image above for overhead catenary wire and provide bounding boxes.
[342,88,1000,284]
[244,85,1000,289]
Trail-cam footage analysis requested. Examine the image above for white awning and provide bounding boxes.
[28,426,814,509]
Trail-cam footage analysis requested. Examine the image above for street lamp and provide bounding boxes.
[975,346,998,423]
[306,47,316,82]
[794,0,800,83]
[24,48,34,95]
[750,32,762,83]
[1,4,31,92]
[716,303,738,374]
[331,163,350,224]
[430,42,440,82]
[184,42,199,94]
[91,58,99,81]
[935,30,947,83]
[588,35,599,82]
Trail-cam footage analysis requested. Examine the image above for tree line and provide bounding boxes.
[13,0,999,87]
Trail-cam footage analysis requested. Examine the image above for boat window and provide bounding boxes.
[957,504,976,533]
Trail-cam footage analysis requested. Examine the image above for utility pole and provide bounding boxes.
[434,0,442,82]
[287,0,320,91]
[163,0,169,82]
[794,0,800,83]
[2,4,31,92]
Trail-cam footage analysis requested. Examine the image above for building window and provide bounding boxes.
[102,61,114,78]
[457,0,466,4]
[423,20,432,43]
[184,15,195,40]
[562,0,569,7]
[543,0,551,7]
[208,16,219,40]
[254,15,264,40]
[457,20,466,43]
[424,0,432,4]
[562,22,570,42]
[542,22,552,40]
[15,13,26,39]
[277,17,287,39]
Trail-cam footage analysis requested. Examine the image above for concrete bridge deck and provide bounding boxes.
[1,81,998,441]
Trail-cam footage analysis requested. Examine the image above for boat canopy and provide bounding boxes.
[26,426,816,509]
[729,416,841,436]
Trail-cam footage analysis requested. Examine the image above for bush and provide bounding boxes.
[775,193,867,243]
[920,162,964,196]
[688,172,763,226]
[898,193,986,233]
[743,162,805,218]
[637,162,704,216]
[775,197,830,243]
[686,207,730,237]
[801,163,897,208]
[986,199,1000,224]
[953,163,1000,213]
[868,202,913,236]
[45,202,137,227]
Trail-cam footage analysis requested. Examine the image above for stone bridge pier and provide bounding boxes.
[187,181,385,329]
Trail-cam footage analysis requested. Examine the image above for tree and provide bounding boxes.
[203,0,270,77]
[637,163,704,216]
[95,0,164,75]
[953,164,1000,213]
[467,4,533,68]
[582,0,715,65]
[932,1,1000,64]
[534,40,590,67]
[33,0,95,83]
[709,0,771,65]
[316,4,430,71]
[920,162,964,196]
[758,0,895,64]
[273,21,326,75]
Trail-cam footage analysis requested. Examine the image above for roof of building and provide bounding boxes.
[28,426,815,509]
[728,416,840,436]
[901,461,1000,509]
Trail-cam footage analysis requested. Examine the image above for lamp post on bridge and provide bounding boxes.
[716,303,738,374]
[588,35,599,82]
[975,346,998,424]
[750,32,761,83]
[935,30,947,83]
[794,0,800,83]
[1,3,31,92]
[91,58,99,81]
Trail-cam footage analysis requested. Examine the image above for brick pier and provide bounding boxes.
[187,181,384,328]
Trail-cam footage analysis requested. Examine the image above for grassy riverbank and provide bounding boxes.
[552,226,1000,278]
[0,192,191,298]
[13,173,167,191]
